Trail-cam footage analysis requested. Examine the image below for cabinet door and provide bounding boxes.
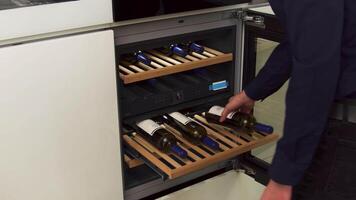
[0,0,113,41]
[243,7,286,163]
[158,171,265,200]
[0,31,123,200]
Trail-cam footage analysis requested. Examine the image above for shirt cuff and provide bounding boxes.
[269,151,307,186]
[244,82,266,101]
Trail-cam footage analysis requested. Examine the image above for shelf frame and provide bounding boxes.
[121,53,233,84]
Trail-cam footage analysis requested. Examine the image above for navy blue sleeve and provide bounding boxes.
[269,0,344,185]
[244,40,292,100]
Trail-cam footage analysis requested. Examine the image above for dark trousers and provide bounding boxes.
[293,119,356,200]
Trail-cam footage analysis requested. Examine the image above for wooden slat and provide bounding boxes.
[251,132,264,140]
[124,154,131,162]
[253,130,269,138]
[124,154,144,168]
[203,46,224,56]
[147,50,182,65]
[150,61,165,69]
[123,135,173,175]
[171,55,191,63]
[131,134,156,153]
[121,53,233,84]
[213,126,249,145]
[164,124,210,159]
[193,115,247,145]
[202,51,216,58]
[118,64,135,74]
[186,54,200,61]
[133,135,182,168]
[144,52,174,67]
[191,52,208,59]
[121,61,145,72]
[137,62,155,70]
[190,117,238,148]
[169,133,279,179]
[212,124,255,142]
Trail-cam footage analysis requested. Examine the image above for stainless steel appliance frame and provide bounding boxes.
[0,0,268,47]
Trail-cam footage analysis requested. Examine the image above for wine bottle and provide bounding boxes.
[254,123,274,134]
[205,105,274,134]
[183,42,205,54]
[125,51,151,65]
[136,119,187,158]
[159,44,188,57]
[163,112,219,150]
[133,51,151,65]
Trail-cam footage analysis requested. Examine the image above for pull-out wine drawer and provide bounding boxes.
[123,114,278,179]
[119,45,233,84]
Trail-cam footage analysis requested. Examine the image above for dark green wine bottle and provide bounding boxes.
[158,44,188,57]
[205,106,274,134]
[136,119,187,158]
[206,106,255,131]
[164,112,219,150]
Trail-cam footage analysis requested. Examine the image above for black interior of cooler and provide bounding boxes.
[124,160,162,189]
[120,66,232,119]
[117,27,237,193]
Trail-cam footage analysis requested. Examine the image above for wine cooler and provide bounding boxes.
[113,6,282,200]
[0,0,293,199]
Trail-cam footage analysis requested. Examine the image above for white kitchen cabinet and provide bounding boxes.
[0,30,123,200]
[158,171,265,200]
[0,0,113,41]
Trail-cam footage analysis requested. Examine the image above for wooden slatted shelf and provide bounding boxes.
[119,46,233,84]
[123,114,279,179]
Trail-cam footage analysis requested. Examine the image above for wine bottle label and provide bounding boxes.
[169,112,192,125]
[136,119,162,136]
[208,106,236,119]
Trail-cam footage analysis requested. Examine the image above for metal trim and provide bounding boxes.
[0,1,268,47]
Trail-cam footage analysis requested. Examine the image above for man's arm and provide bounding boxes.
[244,40,292,100]
[220,40,292,124]
[244,0,292,100]
[269,0,344,185]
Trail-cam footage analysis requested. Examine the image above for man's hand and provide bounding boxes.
[261,180,292,200]
[219,91,255,122]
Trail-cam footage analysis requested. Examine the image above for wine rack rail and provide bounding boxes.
[119,46,233,84]
[123,114,279,179]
